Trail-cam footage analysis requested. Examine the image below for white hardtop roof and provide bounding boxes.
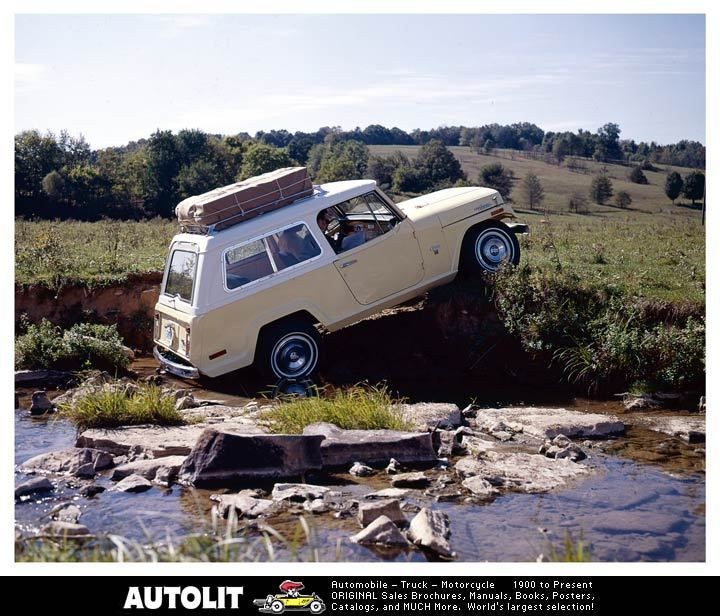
[170,179,377,252]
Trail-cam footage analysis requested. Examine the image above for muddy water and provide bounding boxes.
[14,390,705,562]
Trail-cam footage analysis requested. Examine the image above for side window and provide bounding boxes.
[327,192,400,254]
[225,239,273,289]
[224,224,321,291]
[267,223,321,270]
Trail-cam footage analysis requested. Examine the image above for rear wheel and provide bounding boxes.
[257,319,321,382]
[461,222,520,274]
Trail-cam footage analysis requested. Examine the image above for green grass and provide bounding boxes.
[59,383,185,431]
[543,530,592,563]
[259,386,412,434]
[14,217,175,287]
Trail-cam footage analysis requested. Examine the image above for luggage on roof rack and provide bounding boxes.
[175,166,314,233]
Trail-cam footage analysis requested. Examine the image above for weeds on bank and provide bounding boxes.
[14,319,130,373]
[59,383,184,431]
[259,385,411,434]
[15,515,338,562]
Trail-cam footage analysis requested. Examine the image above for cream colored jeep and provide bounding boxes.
[153,180,526,382]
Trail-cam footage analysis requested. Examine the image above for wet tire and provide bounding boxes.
[461,222,520,274]
[257,319,321,382]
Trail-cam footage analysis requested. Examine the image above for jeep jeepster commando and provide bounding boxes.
[154,179,527,382]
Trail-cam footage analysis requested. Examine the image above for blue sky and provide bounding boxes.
[15,13,705,148]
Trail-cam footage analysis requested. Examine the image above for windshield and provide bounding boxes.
[164,249,197,303]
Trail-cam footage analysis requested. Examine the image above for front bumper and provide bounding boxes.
[153,346,200,379]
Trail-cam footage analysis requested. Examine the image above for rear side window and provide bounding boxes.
[164,250,197,302]
[224,223,321,290]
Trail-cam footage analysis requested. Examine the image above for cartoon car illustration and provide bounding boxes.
[253,580,325,614]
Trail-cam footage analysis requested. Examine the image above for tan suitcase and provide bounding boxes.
[176,167,313,232]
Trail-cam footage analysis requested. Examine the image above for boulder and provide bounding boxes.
[303,499,329,514]
[76,415,264,457]
[15,477,54,499]
[454,451,590,493]
[399,402,462,431]
[473,407,624,440]
[42,521,93,538]
[303,423,436,468]
[349,515,410,547]
[385,458,403,474]
[357,499,406,527]
[390,472,430,489]
[110,456,187,482]
[624,394,662,411]
[79,485,105,498]
[114,474,153,493]
[212,493,276,518]
[555,443,587,462]
[49,503,82,523]
[407,508,454,558]
[20,448,114,476]
[178,430,325,488]
[461,476,497,498]
[271,483,331,502]
[349,461,374,477]
[30,391,55,416]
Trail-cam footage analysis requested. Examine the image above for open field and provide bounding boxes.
[15,148,704,303]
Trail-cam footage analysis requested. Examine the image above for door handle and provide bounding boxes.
[340,259,357,268]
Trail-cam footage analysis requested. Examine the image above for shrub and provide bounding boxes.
[15,319,130,372]
[628,166,648,184]
[589,174,613,205]
[59,383,184,431]
[479,163,515,199]
[614,191,632,209]
[664,171,683,204]
[259,385,411,434]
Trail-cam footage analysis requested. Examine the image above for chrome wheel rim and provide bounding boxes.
[271,333,318,379]
[475,231,512,270]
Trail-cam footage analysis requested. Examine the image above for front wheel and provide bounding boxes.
[309,600,325,614]
[256,319,321,382]
[461,222,520,274]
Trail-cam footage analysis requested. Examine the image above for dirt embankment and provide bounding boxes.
[15,276,567,404]
[15,273,162,350]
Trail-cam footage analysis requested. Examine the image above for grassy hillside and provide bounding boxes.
[371,145,705,304]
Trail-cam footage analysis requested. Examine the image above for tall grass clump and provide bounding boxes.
[259,385,411,434]
[493,265,705,394]
[15,319,130,372]
[59,383,184,431]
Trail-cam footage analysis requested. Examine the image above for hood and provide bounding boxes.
[395,187,504,227]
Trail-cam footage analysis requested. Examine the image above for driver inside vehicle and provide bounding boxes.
[339,221,366,252]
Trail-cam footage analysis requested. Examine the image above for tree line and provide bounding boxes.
[15,122,705,220]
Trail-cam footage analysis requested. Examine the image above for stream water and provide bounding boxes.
[14,387,705,562]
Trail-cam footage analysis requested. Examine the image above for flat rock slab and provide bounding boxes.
[178,430,325,488]
[631,416,705,443]
[15,369,74,387]
[454,451,590,493]
[303,422,436,468]
[390,472,430,489]
[42,521,93,539]
[110,456,187,482]
[19,448,113,476]
[398,402,462,431]
[76,416,264,457]
[211,493,276,518]
[473,407,624,440]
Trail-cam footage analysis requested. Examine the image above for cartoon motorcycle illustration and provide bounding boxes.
[253,580,325,614]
